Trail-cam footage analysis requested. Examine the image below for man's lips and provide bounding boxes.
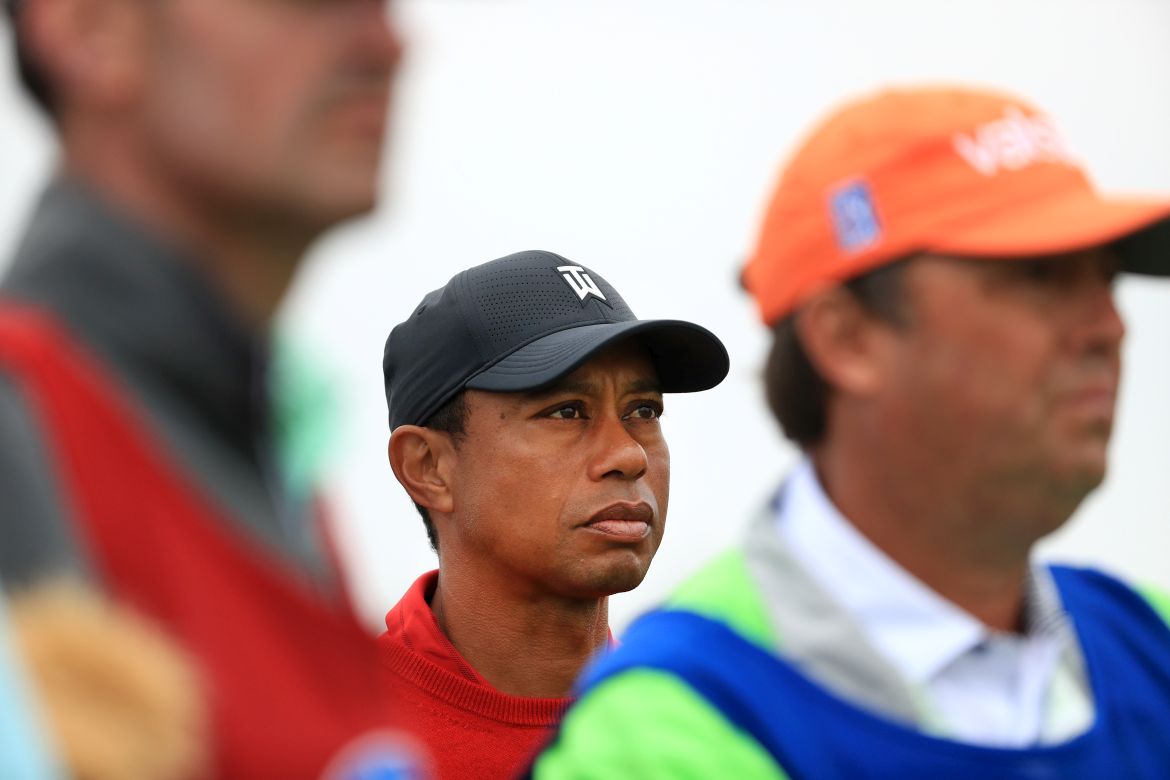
[322,91,391,141]
[1060,383,1118,418]
[581,502,655,541]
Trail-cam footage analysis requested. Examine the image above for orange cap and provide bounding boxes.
[742,86,1170,324]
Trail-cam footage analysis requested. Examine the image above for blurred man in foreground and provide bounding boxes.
[0,0,406,774]
[536,87,1170,778]
[379,250,728,778]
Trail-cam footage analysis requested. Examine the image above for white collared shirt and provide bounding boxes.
[774,458,1094,747]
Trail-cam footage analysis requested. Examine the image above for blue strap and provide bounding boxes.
[580,609,823,776]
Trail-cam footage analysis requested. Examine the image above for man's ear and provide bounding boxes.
[794,287,894,398]
[23,0,149,113]
[388,426,456,516]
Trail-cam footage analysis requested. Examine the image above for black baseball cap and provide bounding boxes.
[383,250,730,429]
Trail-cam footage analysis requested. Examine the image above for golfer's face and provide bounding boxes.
[446,342,670,600]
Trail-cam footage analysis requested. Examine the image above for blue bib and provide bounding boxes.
[582,566,1170,779]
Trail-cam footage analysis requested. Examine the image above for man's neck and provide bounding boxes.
[810,445,1053,633]
[61,133,314,329]
[429,565,609,699]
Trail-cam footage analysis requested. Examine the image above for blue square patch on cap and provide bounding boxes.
[829,180,882,252]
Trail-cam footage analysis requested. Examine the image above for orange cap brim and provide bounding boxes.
[927,190,1170,273]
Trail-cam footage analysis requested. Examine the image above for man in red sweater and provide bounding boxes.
[378,249,729,778]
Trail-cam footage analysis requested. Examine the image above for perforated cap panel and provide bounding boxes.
[462,251,635,356]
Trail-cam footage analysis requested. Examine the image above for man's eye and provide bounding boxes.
[627,402,663,421]
[1021,260,1063,282]
[549,404,584,420]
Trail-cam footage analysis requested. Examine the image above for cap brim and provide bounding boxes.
[465,320,730,394]
[930,190,1170,275]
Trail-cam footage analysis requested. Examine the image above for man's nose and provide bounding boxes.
[1071,275,1126,355]
[587,416,649,482]
[344,0,405,72]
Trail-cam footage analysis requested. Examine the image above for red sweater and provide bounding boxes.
[378,571,575,779]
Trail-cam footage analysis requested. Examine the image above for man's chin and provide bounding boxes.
[301,182,381,228]
[289,157,385,226]
[1047,454,1108,511]
[567,558,654,600]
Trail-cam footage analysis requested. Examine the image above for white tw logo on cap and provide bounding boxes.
[557,265,607,303]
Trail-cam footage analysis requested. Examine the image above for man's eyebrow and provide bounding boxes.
[625,378,663,395]
[520,379,600,402]
[519,376,662,402]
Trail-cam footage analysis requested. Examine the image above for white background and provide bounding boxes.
[2,0,1169,631]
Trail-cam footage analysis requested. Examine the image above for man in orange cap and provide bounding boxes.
[533,86,1170,779]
